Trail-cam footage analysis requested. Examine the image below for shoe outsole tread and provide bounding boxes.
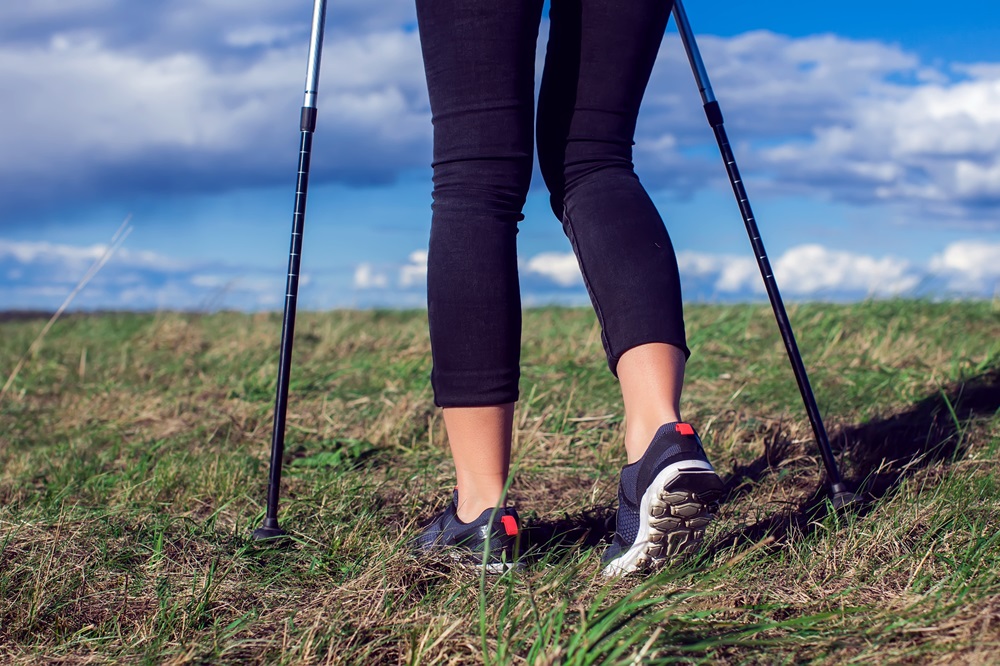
[639,486,719,569]
[603,466,723,577]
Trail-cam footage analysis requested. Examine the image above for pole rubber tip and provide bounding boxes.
[252,518,289,542]
[252,526,289,541]
[829,482,862,512]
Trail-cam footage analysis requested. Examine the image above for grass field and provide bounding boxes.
[2,301,999,664]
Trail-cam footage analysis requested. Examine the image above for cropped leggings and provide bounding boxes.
[416,0,686,407]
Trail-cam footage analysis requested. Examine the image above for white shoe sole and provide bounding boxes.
[602,460,720,577]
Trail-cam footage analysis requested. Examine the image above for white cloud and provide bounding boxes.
[0,238,184,279]
[353,263,388,289]
[351,253,428,291]
[637,32,1000,227]
[0,239,106,264]
[0,10,430,212]
[517,242,997,301]
[0,1,115,25]
[399,250,428,288]
[772,244,921,296]
[224,25,301,48]
[698,245,924,298]
[190,275,228,288]
[677,251,758,293]
[716,260,760,294]
[928,240,1000,294]
[753,63,1000,222]
[0,236,291,310]
[646,31,920,132]
[524,252,582,287]
[4,237,999,310]
[2,6,1000,231]
[0,36,282,170]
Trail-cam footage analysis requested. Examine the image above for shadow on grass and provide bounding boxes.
[703,366,1000,558]
[520,506,616,563]
[521,368,1000,562]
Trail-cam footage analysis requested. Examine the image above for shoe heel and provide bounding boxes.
[664,468,724,503]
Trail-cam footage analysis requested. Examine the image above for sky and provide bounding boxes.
[1,0,999,311]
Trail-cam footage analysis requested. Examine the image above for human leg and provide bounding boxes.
[415,0,543,525]
[442,404,514,522]
[537,0,685,457]
[617,343,685,463]
[537,0,723,573]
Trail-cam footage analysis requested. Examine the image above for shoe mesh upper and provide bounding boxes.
[613,463,642,549]
[415,492,519,564]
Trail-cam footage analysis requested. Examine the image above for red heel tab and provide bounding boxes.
[675,423,696,436]
[501,515,519,536]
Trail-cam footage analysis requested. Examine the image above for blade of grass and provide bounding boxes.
[1,216,133,402]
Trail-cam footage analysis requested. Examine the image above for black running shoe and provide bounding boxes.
[414,491,522,573]
[602,422,724,577]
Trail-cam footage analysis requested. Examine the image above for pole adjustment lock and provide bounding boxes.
[703,101,724,128]
[300,106,318,133]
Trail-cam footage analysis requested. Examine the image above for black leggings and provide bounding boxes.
[416,0,686,407]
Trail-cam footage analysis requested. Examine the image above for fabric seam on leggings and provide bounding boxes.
[560,207,614,366]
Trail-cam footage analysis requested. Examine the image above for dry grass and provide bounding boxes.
[1,302,999,664]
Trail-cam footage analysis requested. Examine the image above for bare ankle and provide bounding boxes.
[442,403,513,521]
[625,415,681,463]
[454,488,505,523]
[616,343,686,463]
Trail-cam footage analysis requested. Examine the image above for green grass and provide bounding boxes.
[1,301,999,664]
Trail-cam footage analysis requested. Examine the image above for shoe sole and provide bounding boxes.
[424,543,522,574]
[440,552,523,574]
[602,460,723,577]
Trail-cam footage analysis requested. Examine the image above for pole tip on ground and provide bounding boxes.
[829,482,863,513]
[252,524,290,543]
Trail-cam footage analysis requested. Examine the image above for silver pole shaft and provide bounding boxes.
[671,0,716,105]
[303,0,329,110]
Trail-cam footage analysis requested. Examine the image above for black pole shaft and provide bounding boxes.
[708,116,845,490]
[670,0,849,498]
[259,128,314,534]
[254,0,328,540]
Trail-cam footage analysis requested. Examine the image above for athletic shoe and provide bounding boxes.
[602,422,724,577]
[414,491,522,573]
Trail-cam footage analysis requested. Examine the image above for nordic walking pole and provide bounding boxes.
[253,0,329,540]
[670,0,857,509]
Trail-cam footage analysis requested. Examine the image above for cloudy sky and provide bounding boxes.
[1,0,999,310]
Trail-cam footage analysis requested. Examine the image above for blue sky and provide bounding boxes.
[1,0,998,310]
